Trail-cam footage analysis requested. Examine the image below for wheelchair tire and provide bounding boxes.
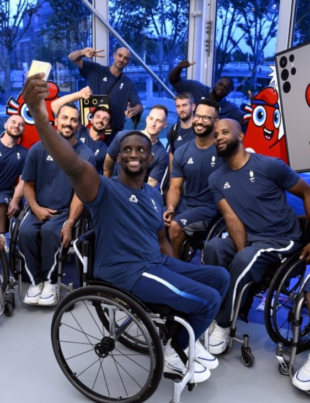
[264,255,310,348]
[51,285,164,403]
[0,248,9,293]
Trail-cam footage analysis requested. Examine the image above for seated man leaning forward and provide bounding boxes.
[18,102,95,306]
[202,118,310,354]
[23,73,230,383]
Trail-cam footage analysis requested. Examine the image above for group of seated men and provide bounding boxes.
[1,46,310,391]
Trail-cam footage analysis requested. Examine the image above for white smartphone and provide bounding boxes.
[28,60,52,80]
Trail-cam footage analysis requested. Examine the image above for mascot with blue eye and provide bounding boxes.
[243,87,288,164]
[5,82,60,149]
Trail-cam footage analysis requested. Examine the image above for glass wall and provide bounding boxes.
[214,0,280,105]
[292,0,310,46]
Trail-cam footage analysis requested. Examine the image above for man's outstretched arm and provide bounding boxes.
[22,74,100,203]
[51,86,92,116]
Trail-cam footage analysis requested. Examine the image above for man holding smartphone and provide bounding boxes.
[18,103,95,306]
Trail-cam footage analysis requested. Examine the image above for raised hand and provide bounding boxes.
[79,86,92,99]
[177,60,196,69]
[83,48,105,59]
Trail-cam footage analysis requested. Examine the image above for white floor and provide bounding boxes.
[1,290,310,403]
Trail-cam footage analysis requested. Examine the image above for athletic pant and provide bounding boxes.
[18,209,69,285]
[202,236,302,327]
[130,255,230,349]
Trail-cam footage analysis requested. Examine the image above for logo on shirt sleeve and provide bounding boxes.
[187,157,194,164]
[223,182,231,189]
[151,198,158,212]
[180,219,187,225]
[129,195,138,203]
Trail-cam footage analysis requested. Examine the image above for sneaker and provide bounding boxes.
[208,324,230,355]
[0,233,9,253]
[164,342,211,383]
[293,354,310,391]
[24,283,44,304]
[38,281,58,306]
[185,339,218,369]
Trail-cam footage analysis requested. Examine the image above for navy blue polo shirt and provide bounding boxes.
[209,153,301,242]
[0,140,28,191]
[76,126,107,174]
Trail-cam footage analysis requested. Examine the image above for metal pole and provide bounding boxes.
[80,0,175,99]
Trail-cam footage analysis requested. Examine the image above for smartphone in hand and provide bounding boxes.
[28,60,52,81]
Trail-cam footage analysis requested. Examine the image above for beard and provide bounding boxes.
[91,123,106,133]
[192,122,214,137]
[122,164,144,177]
[178,110,192,123]
[6,128,23,139]
[216,138,239,157]
[58,125,76,139]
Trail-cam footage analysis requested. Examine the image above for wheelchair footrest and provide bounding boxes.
[163,371,183,381]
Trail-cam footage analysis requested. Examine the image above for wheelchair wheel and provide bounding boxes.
[205,216,226,242]
[264,256,310,348]
[94,302,150,354]
[51,285,164,403]
[0,248,9,293]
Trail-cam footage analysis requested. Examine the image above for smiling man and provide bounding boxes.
[18,103,95,305]
[22,73,231,383]
[169,60,245,124]
[68,46,143,143]
[103,105,169,188]
[164,99,225,258]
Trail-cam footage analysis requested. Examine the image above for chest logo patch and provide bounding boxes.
[0,152,2,156]
[180,219,187,225]
[46,155,53,161]
[177,136,182,141]
[211,155,216,167]
[249,170,255,183]
[120,83,124,90]
[16,152,21,160]
[223,182,231,189]
[129,195,138,203]
[103,77,107,82]
[187,157,194,164]
[94,149,99,156]
[80,137,85,143]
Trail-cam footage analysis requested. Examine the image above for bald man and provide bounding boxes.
[68,46,143,145]
[202,118,310,355]
[0,115,28,251]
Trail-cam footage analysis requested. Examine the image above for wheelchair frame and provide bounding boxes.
[0,248,15,317]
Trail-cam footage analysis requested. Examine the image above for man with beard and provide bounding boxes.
[0,115,28,252]
[169,61,244,124]
[18,103,95,305]
[203,118,310,354]
[51,86,111,174]
[68,47,143,144]
[22,73,231,382]
[163,99,225,259]
[104,105,168,188]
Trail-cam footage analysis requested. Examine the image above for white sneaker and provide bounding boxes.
[209,324,230,355]
[293,354,310,391]
[24,283,44,304]
[164,341,211,383]
[186,339,218,369]
[0,233,9,253]
[38,281,58,306]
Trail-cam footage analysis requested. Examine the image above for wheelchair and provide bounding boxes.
[9,205,92,306]
[205,215,310,367]
[179,215,225,262]
[0,247,15,317]
[51,230,210,403]
[275,271,310,383]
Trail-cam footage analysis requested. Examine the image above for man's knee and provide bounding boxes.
[40,222,62,242]
[169,220,184,240]
[202,238,223,264]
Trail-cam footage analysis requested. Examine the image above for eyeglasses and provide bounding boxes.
[193,114,217,122]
